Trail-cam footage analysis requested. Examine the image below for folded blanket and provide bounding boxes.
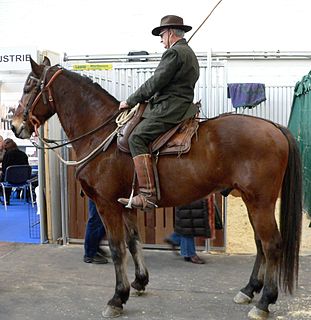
[228,83,266,108]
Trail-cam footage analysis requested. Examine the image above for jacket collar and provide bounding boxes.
[171,38,187,47]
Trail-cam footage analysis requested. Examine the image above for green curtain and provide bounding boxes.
[288,71,311,218]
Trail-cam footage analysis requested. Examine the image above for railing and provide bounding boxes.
[1,118,12,131]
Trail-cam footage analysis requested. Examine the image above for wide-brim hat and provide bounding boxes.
[152,15,192,36]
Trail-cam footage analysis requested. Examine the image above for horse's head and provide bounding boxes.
[11,56,61,139]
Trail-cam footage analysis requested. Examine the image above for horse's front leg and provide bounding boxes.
[123,210,149,294]
[100,207,130,318]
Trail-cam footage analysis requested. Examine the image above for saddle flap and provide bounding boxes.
[117,104,146,153]
[153,118,199,155]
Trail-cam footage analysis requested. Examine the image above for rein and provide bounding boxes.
[22,65,136,167]
[23,61,140,168]
[33,109,121,167]
[30,95,139,167]
[31,109,121,150]
[38,105,139,167]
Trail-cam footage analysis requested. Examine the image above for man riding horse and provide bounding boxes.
[118,15,200,210]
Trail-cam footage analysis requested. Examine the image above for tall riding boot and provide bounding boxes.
[118,154,157,210]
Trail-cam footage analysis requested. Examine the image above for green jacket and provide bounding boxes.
[126,38,200,124]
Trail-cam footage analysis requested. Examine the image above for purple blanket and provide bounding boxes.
[228,83,266,108]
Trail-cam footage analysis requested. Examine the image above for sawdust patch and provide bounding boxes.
[226,195,311,254]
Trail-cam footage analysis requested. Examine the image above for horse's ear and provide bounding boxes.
[30,57,41,76]
[42,56,51,66]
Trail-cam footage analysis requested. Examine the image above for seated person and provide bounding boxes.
[0,138,29,205]
[0,135,5,163]
[0,135,5,176]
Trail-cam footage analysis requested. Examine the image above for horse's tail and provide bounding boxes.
[278,126,303,294]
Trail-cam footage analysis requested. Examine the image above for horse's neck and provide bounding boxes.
[54,75,118,157]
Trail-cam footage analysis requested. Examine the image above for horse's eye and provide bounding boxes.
[24,74,38,93]
[24,86,31,94]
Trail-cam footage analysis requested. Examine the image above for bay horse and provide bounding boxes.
[11,57,302,319]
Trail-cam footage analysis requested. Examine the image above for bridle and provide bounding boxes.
[21,65,62,134]
[21,66,121,151]
[20,65,125,168]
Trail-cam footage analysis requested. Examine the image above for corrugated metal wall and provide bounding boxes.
[73,60,294,126]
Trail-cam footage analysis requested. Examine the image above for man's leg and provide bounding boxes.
[169,232,182,246]
[118,119,174,210]
[180,235,205,264]
[164,232,181,254]
[180,235,196,257]
[84,199,108,264]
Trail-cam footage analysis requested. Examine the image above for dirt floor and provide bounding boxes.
[226,195,311,255]
[1,243,311,320]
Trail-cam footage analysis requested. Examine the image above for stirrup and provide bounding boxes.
[118,194,158,210]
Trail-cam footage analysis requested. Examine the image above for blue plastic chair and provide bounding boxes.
[0,165,34,211]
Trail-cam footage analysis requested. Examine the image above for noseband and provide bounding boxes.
[22,66,63,130]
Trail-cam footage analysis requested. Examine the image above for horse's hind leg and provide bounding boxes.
[123,211,149,294]
[234,238,265,304]
[243,202,282,320]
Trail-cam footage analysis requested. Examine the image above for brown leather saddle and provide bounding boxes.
[117,103,200,156]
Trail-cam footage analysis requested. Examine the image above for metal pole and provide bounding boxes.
[38,126,48,243]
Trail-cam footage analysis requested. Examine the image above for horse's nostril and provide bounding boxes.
[11,125,16,133]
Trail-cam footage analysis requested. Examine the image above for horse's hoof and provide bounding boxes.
[102,305,123,318]
[233,291,252,304]
[248,306,269,320]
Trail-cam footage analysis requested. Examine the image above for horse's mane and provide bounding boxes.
[62,68,120,105]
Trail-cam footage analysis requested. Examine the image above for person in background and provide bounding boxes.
[165,198,211,264]
[0,135,5,164]
[83,199,110,264]
[0,138,29,205]
[165,233,205,264]
[0,135,5,177]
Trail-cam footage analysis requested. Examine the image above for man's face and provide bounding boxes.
[159,29,170,49]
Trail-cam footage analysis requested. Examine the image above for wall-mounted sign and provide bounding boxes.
[0,47,37,71]
[72,64,113,71]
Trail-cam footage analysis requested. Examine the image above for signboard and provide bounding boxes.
[0,47,37,71]
[72,64,113,71]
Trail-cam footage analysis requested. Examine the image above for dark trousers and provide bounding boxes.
[0,187,12,204]
[84,199,106,258]
[129,118,175,156]
[169,232,196,257]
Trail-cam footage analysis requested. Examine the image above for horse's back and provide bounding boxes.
[199,113,288,157]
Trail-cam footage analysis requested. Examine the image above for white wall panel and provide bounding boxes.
[71,57,293,126]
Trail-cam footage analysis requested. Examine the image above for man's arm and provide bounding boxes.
[124,49,180,108]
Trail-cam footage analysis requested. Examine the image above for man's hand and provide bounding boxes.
[119,101,130,110]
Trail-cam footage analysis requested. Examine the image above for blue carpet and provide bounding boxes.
[0,198,40,244]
